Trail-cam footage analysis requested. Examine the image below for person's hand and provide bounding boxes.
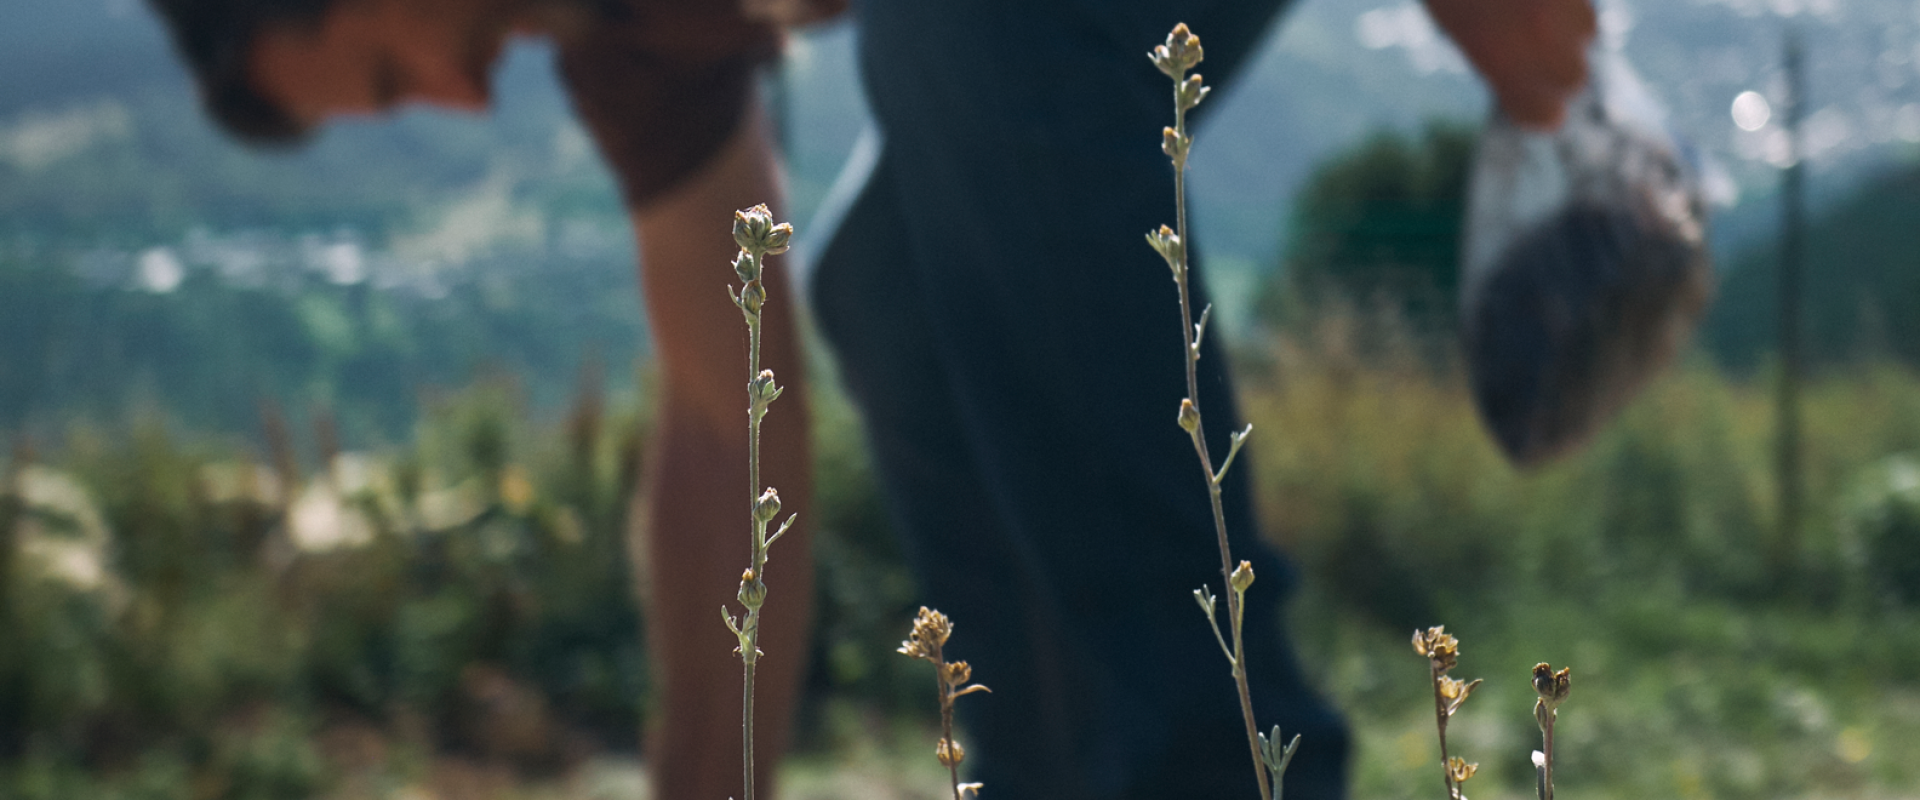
[1423,0,1597,129]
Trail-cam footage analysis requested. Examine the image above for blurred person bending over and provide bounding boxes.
[143,0,1593,797]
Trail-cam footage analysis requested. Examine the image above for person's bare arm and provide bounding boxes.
[629,96,813,800]
[1424,0,1597,128]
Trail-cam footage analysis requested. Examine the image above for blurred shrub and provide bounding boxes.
[7,302,1920,796]
[0,377,649,793]
[1248,303,1920,800]
[1247,305,1920,626]
[1707,164,1920,372]
[1841,454,1920,606]
[1255,121,1475,339]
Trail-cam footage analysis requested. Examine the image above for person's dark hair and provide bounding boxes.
[145,0,338,145]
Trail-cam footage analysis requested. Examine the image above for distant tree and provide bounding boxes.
[1707,163,1920,372]
[1255,121,1476,334]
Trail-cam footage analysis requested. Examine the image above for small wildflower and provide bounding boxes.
[1447,757,1478,784]
[1148,22,1205,78]
[732,204,793,256]
[1413,625,1461,672]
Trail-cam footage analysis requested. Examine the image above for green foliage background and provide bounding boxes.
[6,121,1920,797]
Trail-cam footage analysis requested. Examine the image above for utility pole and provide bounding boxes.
[1773,28,1806,588]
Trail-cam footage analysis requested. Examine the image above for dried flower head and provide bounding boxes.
[899,606,953,662]
[1413,625,1461,672]
[1447,757,1478,784]
[936,738,965,767]
[1533,662,1572,707]
[944,660,972,686]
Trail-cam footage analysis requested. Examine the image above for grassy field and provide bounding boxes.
[4,319,1920,799]
[1251,314,1920,800]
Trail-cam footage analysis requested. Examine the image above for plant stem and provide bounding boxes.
[1431,662,1456,800]
[724,207,794,800]
[1539,710,1555,800]
[741,270,763,800]
[936,642,962,800]
[742,652,757,800]
[1168,72,1273,800]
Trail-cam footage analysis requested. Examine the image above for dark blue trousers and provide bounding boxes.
[808,2,1350,798]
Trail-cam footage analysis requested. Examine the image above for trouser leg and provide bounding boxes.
[812,1,1350,797]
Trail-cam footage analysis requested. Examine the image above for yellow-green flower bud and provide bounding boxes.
[1177,74,1210,111]
[1229,560,1255,593]
[762,222,794,256]
[732,204,794,256]
[738,573,768,609]
[754,487,781,524]
[1145,224,1181,268]
[733,204,774,252]
[1177,398,1200,433]
[1161,127,1189,163]
[740,281,766,316]
[733,251,759,283]
[751,369,781,405]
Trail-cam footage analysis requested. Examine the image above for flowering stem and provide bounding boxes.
[935,642,962,800]
[1532,663,1571,800]
[1540,714,1555,800]
[1150,23,1272,800]
[899,607,988,800]
[721,205,796,800]
[1431,661,1458,800]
